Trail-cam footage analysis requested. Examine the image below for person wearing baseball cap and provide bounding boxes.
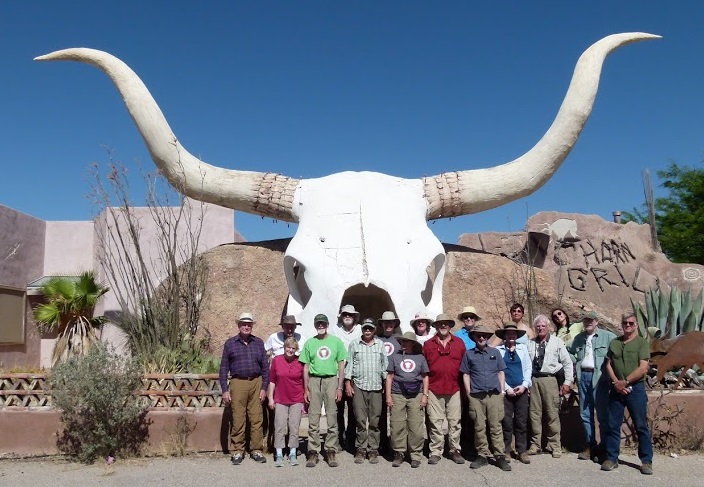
[220,312,269,465]
[344,318,388,464]
[299,313,348,468]
[459,323,511,471]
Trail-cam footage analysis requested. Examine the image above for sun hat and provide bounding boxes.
[396,331,423,354]
[338,304,361,322]
[433,313,456,329]
[470,323,495,337]
[280,315,301,327]
[494,322,526,340]
[410,310,434,329]
[238,312,255,323]
[377,310,400,326]
[457,306,482,321]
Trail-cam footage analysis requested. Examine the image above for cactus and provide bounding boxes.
[632,285,704,339]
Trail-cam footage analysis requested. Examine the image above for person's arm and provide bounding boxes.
[219,341,231,404]
[259,341,269,402]
[267,381,276,410]
[385,372,394,408]
[558,341,574,395]
[520,346,532,392]
[336,360,345,402]
[463,373,471,397]
[303,363,311,403]
[420,374,429,408]
[498,370,505,394]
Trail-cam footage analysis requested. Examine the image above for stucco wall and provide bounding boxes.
[0,205,45,289]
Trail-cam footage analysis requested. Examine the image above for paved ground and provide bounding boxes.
[1,450,703,487]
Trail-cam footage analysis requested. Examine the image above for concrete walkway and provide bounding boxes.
[1,450,703,487]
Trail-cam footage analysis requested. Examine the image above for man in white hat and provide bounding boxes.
[332,304,362,451]
[219,312,269,465]
[423,313,466,465]
[265,315,304,358]
[376,310,402,454]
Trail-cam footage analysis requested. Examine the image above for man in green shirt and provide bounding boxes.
[299,314,348,468]
[602,312,653,475]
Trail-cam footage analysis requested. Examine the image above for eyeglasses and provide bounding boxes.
[436,322,451,328]
[552,311,563,319]
[622,320,637,326]
[511,309,524,314]
[474,334,490,341]
[341,313,354,318]
[437,344,451,356]
[462,316,477,321]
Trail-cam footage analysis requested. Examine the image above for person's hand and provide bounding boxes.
[304,389,310,404]
[222,391,231,404]
[345,383,355,398]
[514,386,525,395]
[506,387,516,397]
[268,398,275,410]
[386,396,394,408]
[420,394,428,409]
[335,388,343,402]
[613,379,628,395]
[259,390,267,403]
[560,384,571,397]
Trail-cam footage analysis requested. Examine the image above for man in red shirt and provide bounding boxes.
[423,313,467,465]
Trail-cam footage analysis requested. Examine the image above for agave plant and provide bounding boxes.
[33,271,109,366]
[631,285,704,340]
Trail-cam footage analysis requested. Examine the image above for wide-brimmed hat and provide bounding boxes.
[470,324,494,337]
[338,304,361,322]
[457,306,482,321]
[377,311,400,326]
[361,318,376,330]
[410,311,434,329]
[397,331,423,354]
[280,315,301,327]
[494,323,526,340]
[433,313,456,329]
[238,312,255,324]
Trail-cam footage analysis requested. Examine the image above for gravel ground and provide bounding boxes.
[1,450,703,487]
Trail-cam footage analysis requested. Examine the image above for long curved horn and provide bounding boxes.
[422,33,660,220]
[35,49,299,222]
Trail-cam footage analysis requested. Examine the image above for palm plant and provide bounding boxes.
[33,271,109,366]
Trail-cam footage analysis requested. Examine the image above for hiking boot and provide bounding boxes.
[368,450,379,464]
[306,451,319,467]
[428,455,441,465]
[601,460,618,471]
[470,455,488,469]
[577,447,592,461]
[450,450,465,464]
[411,459,420,468]
[641,463,653,475]
[274,455,283,467]
[251,451,267,463]
[289,453,299,466]
[526,445,540,455]
[392,452,404,467]
[496,455,512,471]
[354,449,366,464]
[517,452,530,464]
[551,448,562,458]
[326,450,339,467]
[230,453,243,465]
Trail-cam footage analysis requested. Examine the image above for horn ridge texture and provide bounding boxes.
[35,48,299,222]
[423,32,660,220]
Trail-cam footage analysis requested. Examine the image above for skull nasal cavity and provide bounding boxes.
[342,284,395,322]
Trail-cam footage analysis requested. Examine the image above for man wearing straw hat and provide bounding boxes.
[495,323,532,465]
[454,305,481,456]
[376,310,402,454]
[265,314,304,358]
[332,304,363,451]
[460,323,511,471]
[423,313,466,465]
[220,312,270,465]
[455,305,481,351]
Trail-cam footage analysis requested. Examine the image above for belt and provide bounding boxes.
[233,376,259,381]
[533,372,555,378]
[310,374,336,378]
[581,368,595,373]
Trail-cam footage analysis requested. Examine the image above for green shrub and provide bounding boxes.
[48,343,150,463]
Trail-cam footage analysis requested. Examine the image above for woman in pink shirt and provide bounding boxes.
[267,337,305,467]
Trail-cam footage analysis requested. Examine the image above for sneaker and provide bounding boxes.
[251,451,267,463]
[517,452,531,464]
[289,453,299,466]
[551,449,562,458]
[601,460,618,471]
[450,450,465,464]
[274,455,283,467]
[428,455,441,465]
[368,450,379,464]
[306,451,319,468]
[641,463,653,475]
[230,453,243,465]
[496,456,512,472]
[354,449,366,464]
[577,447,591,461]
[470,455,488,469]
[392,452,404,467]
[526,445,540,455]
[326,450,339,467]
[411,459,420,468]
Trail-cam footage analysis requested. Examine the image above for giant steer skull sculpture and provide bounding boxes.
[37,33,658,336]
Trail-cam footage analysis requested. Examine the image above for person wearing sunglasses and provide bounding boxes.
[550,307,583,348]
[601,313,653,475]
[422,313,466,465]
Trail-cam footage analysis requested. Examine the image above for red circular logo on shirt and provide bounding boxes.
[384,342,395,356]
[317,346,331,360]
[400,359,416,373]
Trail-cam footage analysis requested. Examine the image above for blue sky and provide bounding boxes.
[1,1,703,243]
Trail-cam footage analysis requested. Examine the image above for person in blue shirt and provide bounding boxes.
[454,306,480,350]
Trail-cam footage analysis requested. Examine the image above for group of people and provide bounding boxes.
[218,303,654,475]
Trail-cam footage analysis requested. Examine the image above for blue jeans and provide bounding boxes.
[605,381,653,464]
[578,371,610,447]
